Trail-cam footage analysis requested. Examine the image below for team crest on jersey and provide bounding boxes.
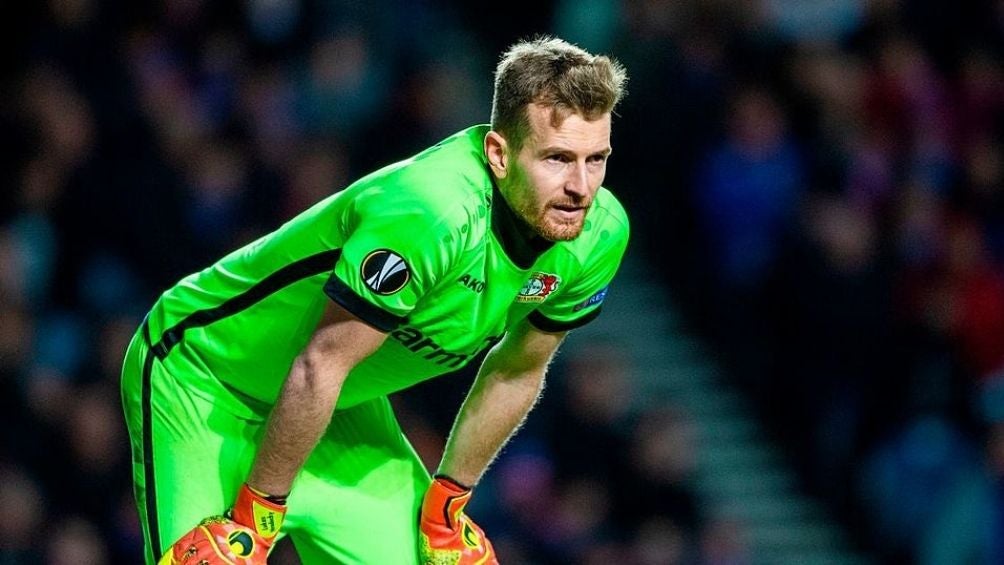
[517,272,561,303]
[361,249,410,295]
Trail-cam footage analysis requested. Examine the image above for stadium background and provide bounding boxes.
[1,0,1002,563]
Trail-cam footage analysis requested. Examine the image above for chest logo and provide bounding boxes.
[517,272,561,303]
[361,249,410,295]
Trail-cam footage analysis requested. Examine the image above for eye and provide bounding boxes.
[546,154,570,163]
[588,154,608,165]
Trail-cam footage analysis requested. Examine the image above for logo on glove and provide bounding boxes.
[227,530,255,557]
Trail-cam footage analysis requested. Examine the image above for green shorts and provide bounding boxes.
[121,322,431,564]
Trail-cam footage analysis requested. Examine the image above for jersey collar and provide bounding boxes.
[490,183,555,269]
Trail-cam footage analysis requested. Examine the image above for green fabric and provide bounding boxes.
[284,397,430,564]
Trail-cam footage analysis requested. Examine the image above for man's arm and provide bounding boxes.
[160,301,386,563]
[248,300,387,496]
[438,318,566,486]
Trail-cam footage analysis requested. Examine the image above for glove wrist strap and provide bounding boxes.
[424,476,473,530]
[230,483,287,541]
[433,473,472,493]
[245,483,288,505]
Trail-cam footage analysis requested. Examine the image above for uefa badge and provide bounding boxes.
[361,249,411,295]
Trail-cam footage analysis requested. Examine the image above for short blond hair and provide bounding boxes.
[491,37,627,148]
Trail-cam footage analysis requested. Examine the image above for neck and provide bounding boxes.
[491,183,554,269]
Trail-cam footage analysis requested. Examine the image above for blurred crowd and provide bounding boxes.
[611,1,1004,564]
[0,0,1002,563]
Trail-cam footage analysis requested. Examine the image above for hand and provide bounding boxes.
[419,475,498,565]
[157,516,268,565]
[158,484,287,565]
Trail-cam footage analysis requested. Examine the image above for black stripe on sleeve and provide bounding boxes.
[151,250,342,359]
[324,274,406,332]
[528,307,603,333]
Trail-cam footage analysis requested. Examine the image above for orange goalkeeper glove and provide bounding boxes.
[158,483,287,565]
[419,475,498,565]
[156,516,267,565]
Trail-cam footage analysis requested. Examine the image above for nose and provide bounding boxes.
[564,162,589,197]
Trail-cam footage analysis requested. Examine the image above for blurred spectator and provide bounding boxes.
[696,85,804,294]
[693,85,805,394]
[774,193,893,503]
[857,415,981,562]
[918,419,1004,565]
[547,342,635,483]
[280,139,350,219]
[616,406,702,539]
[941,217,1004,381]
[180,137,257,263]
[245,0,302,47]
[544,476,619,559]
[956,134,1004,276]
[553,0,621,53]
[629,516,690,565]
[293,30,389,138]
[44,516,109,565]
[0,466,46,563]
[56,384,130,524]
[475,440,557,560]
[760,0,864,44]
[698,515,751,565]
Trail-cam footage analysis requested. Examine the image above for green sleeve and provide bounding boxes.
[325,180,462,331]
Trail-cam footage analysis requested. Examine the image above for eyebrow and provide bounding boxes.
[540,146,613,156]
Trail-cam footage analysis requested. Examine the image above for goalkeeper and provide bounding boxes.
[121,36,629,564]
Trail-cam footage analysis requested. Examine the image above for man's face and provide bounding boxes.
[497,104,612,241]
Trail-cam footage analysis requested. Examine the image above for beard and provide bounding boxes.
[499,162,593,242]
[514,197,590,242]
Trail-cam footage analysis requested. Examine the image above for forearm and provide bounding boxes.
[438,349,546,486]
[244,301,386,497]
[247,350,347,496]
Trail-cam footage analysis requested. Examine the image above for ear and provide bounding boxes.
[484,131,509,179]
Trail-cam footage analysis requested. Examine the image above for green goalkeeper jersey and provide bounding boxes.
[144,125,629,418]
